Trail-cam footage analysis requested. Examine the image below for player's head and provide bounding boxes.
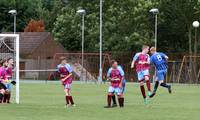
[150,47,157,54]
[1,59,8,67]
[142,45,149,54]
[60,56,67,65]
[111,60,118,69]
[7,58,14,65]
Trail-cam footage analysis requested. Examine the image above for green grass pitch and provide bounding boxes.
[0,82,200,120]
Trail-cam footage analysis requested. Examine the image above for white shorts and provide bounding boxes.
[108,86,122,95]
[64,84,71,90]
[137,69,150,81]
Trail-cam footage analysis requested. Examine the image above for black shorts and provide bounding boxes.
[0,83,7,90]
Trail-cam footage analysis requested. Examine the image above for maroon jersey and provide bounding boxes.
[109,68,123,88]
[0,67,7,83]
[133,53,150,72]
[6,67,12,79]
[57,64,73,85]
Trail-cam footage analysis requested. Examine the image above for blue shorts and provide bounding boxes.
[122,79,126,93]
[156,70,167,81]
[137,69,149,81]
[4,83,12,91]
[108,86,122,95]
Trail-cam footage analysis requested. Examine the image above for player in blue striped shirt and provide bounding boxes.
[149,47,172,98]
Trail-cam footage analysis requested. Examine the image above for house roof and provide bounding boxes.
[20,32,51,54]
[1,32,66,57]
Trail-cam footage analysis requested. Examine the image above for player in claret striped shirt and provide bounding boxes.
[104,60,125,108]
[131,45,152,105]
[57,57,75,108]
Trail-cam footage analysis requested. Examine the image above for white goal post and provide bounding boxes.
[0,34,20,104]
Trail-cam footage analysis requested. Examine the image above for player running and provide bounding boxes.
[57,57,75,108]
[149,47,172,98]
[131,45,152,105]
[104,60,124,108]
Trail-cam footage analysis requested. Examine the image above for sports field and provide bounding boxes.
[0,82,199,120]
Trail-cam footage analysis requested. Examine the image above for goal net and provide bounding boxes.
[0,34,19,104]
[177,56,200,84]
[49,52,111,83]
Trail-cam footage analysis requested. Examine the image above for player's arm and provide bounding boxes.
[131,60,135,68]
[106,68,112,81]
[162,53,169,60]
[118,66,125,88]
[131,53,138,68]
[61,64,73,82]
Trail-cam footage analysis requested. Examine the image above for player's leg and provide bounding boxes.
[144,70,152,96]
[64,84,75,107]
[104,86,114,108]
[149,79,159,98]
[111,94,117,107]
[3,83,12,103]
[158,71,171,93]
[0,83,7,103]
[116,88,124,107]
[138,71,149,104]
[3,89,9,103]
[150,71,171,98]
[6,83,12,103]
[0,89,5,103]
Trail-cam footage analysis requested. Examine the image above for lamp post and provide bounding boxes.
[8,9,17,34]
[192,21,199,56]
[192,21,199,83]
[149,8,159,48]
[99,0,103,83]
[77,9,86,82]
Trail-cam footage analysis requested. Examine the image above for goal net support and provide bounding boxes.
[0,34,20,104]
[177,55,200,84]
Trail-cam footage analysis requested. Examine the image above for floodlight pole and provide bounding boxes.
[149,8,159,48]
[77,9,86,82]
[8,9,17,34]
[99,0,103,83]
[155,13,158,48]
[81,13,85,82]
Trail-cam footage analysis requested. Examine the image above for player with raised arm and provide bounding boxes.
[57,57,75,108]
[131,45,152,105]
[149,47,172,98]
[104,60,125,108]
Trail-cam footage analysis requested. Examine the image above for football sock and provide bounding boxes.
[160,83,170,88]
[112,95,117,105]
[65,96,70,105]
[107,95,112,107]
[3,94,8,103]
[154,81,159,92]
[118,97,124,107]
[0,93,3,103]
[7,93,11,103]
[146,80,151,91]
[140,85,146,99]
[69,96,74,105]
